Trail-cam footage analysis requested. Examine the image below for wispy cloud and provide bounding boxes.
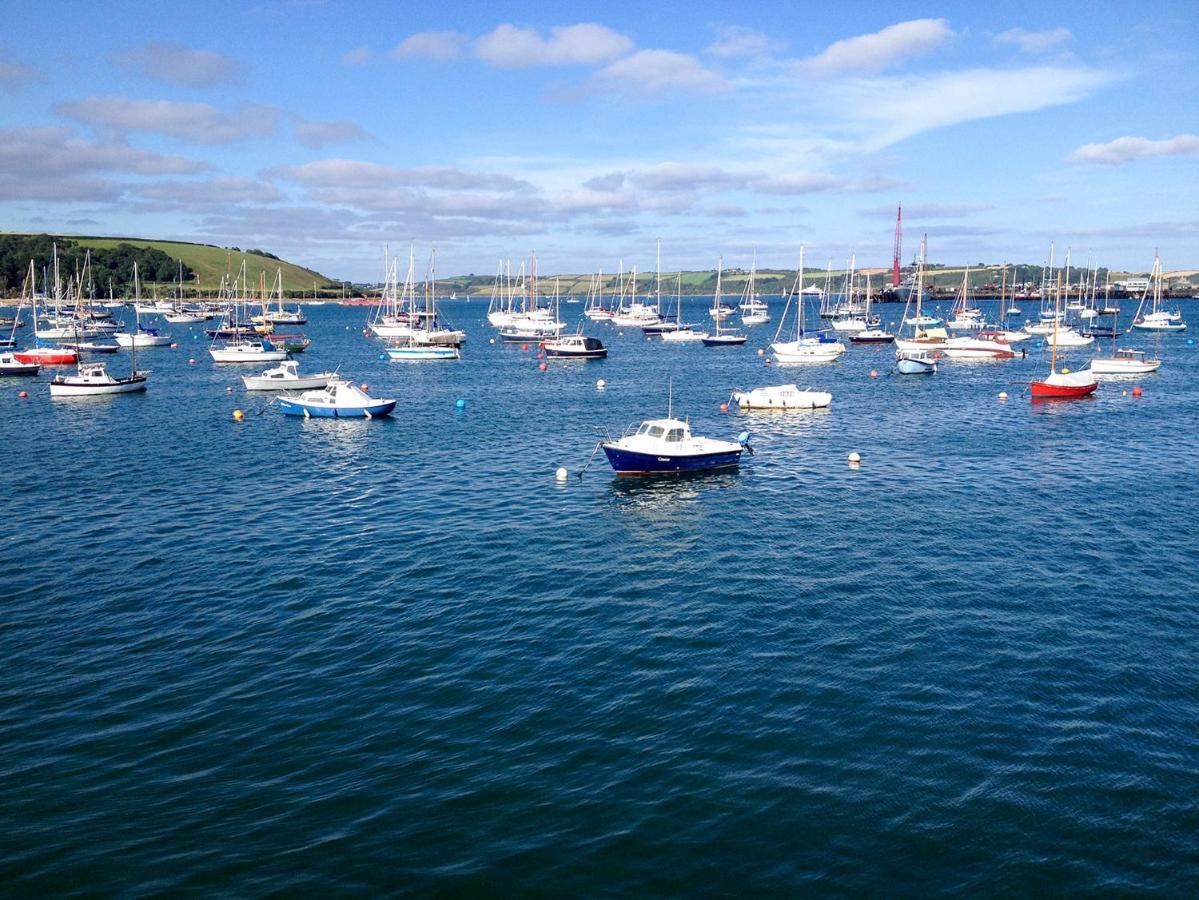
[109,42,245,87]
[591,50,728,96]
[1068,133,1199,165]
[705,26,781,59]
[292,115,375,148]
[860,202,993,219]
[267,158,529,192]
[799,18,954,74]
[0,50,40,88]
[995,27,1072,55]
[474,23,633,67]
[56,97,279,144]
[340,46,371,66]
[391,31,467,62]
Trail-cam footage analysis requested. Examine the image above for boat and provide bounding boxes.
[1043,327,1095,349]
[383,251,463,360]
[13,346,78,365]
[242,360,336,391]
[771,247,844,363]
[0,352,40,376]
[583,271,616,322]
[385,341,459,360]
[211,338,289,363]
[941,330,1018,360]
[737,251,771,324]
[1131,254,1186,331]
[701,259,747,346]
[847,272,893,343]
[276,379,396,418]
[49,361,148,396]
[1027,273,1098,400]
[600,386,749,476]
[251,269,307,326]
[1090,348,1161,376]
[731,384,831,410]
[542,333,607,359]
[894,351,937,375]
[944,267,986,329]
[11,258,80,366]
[114,263,172,347]
[57,339,120,354]
[658,273,708,342]
[894,248,939,374]
[893,238,948,354]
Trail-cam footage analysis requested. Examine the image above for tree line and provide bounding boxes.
[0,235,194,297]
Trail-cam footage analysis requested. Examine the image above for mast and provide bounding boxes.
[1051,272,1061,374]
[892,202,902,288]
[714,257,724,337]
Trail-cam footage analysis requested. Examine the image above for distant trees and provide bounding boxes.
[0,235,193,296]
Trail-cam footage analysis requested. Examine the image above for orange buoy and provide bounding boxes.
[870,369,879,378]
[18,390,28,398]
[520,344,529,352]
[719,403,729,413]
[538,362,547,372]
[232,409,244,421]
[1132,386,1143,397]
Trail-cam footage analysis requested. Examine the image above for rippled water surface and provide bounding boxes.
[2,297,1197,894]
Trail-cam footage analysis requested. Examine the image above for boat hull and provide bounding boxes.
[895,356,937,375]
[277,398,397,418]
[701,335,747,346]
[385,346,459,360]
[49,375,147,396]
[13,349,78,365]
[242,374,333,390]
[601,444,742,476]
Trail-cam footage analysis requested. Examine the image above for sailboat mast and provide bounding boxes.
[1051,272,1062,373]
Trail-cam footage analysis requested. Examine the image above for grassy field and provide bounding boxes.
[31,236,339,293]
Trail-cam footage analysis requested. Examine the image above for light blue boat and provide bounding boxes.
[276,379,396,418]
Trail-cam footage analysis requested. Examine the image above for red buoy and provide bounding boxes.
[719,403,729,413]
[538,362,547,372]
[1132,386,1143,397]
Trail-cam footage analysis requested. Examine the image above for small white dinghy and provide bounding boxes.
[242,360,336,391]
[731,384,832,410]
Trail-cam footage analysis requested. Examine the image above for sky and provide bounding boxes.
[1,0,1197,281]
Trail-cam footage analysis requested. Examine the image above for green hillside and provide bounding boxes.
[2,233,340,294]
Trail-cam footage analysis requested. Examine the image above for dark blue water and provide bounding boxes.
[3,297,1197,895]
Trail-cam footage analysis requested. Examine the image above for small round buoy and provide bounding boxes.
[555,467,568,482]
[538,362,547,372]
[764,358,772,366]
[360,383,369,391]
[1187,338,1194,346]
[757,348,764,356]
[232,409,244,421]
[226,386,233,393]
[646,336,652,342]
[378,353,386,360]
[455,398,466,409]
[848,451,861,464]
[870,369,879,378]
[1132,386,1143,397]
[1122,390,1128,396]
[346,325,351,330]
[188,358,196,365]
[596,378,606,390]
[520,344,529,352]
[998,391,1008,400]
[489,338,495,344]
[18,390,28,399]
[719,402,729,413]
[170,342,178,349]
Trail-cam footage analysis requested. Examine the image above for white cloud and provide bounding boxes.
[1068,134,1199,165]
[705,26,781,59]
[292,116,375,148]
[109,42,245,87]
[131,177,283,209]
[341,46,371,66]
[800,18,954,74]
[592,50,728,96]
[390,31,466,62]
[0,51,39,87]
[267,158,528,192]
[833,65,1117,148]
[55,97,279,144]
[474,23,633,67]
[995,27,1072,55]
[0,126,208,177]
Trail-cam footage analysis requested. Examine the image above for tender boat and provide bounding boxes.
[242,360,336,391]
[542,334,607,359]
[895,350,938,375]
[731,384,831,410]
[49,362,148,396]
[1090,348,1161,376]
[848,327,895,344]
[276,379,397,418]
[210,338,289,363]
[0,352,40,376]
[940,331,1017,360]
[601,416,749,476]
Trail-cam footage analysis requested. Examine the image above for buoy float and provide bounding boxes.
[232,409,244,421]
[188,358,196,365]
[998,391,1009,400]
[538,362,547,372]
[848,451,861,466]
[1061,367,1071,374]
[555,467,568,482]
[520,344,529,352]
[719,402,729,413]
[170,342,178,349]
[1132,386,1143,397]
[226,386,233,393]
[1122,390,1128,396]
[378,353,386,360]
[489,338,495,344]
[596,378,606,390]
[18,390,28,399]
[870,369,879,378]
[1187,338,1194,346]
[757,348,764,356]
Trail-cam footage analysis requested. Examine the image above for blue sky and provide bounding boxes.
[1,0,1196,280]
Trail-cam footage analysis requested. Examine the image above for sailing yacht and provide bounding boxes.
[1132,254,1187,331]
[1027,276,1098,400]
[771,247,844,363]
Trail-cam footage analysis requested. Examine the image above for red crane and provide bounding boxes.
[892,203,902,288]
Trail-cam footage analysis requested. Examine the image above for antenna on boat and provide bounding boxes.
[667,377,673,420]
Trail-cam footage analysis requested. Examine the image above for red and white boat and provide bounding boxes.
[1029,368,1098,400]
[13,346,78,365]
[941,330,1018,360]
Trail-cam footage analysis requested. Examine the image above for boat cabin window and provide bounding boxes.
[636,423,650,435]
[647,425,665,438]
[665,428,684,443]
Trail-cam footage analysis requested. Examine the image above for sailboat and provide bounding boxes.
[51,266,150,396]
[209,262,286,362]
[771,247,843,362]
[543,281,608,358]
[583,271,615,322]
[14,259,80,366]
[893,246,938,374]
[386,250,461,360]
[662,274,709,343]
[848,272,894,344]
[701,259,747,346]
[738,250,770,325]
[945,268,985,329]
[1132,254,1187,331]
[115,264,172,348]
[1026,274,1098,399]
